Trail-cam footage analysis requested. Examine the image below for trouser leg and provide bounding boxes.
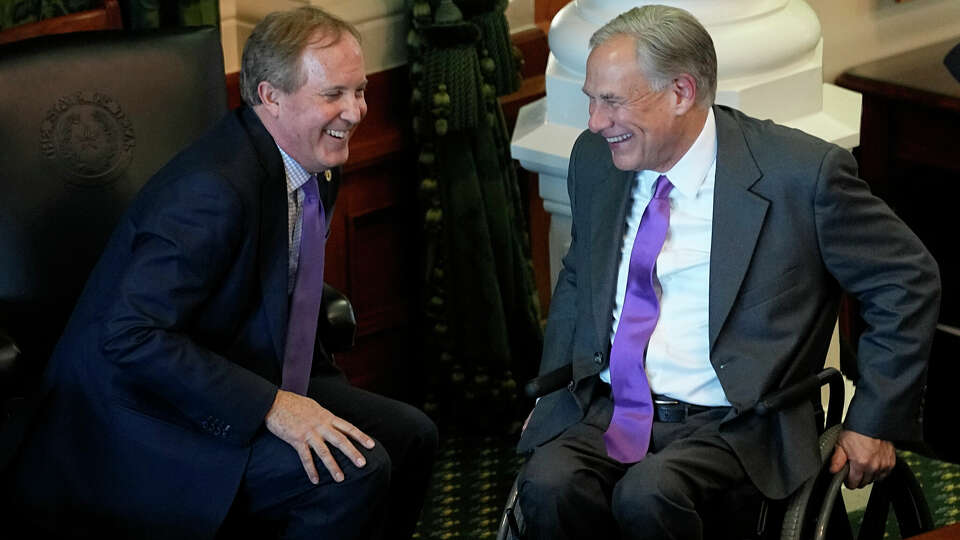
[235,422,391,540]
[517,396,625,540]
[611,407,751,540]
[307,376,439,540]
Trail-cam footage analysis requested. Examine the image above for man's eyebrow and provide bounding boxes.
[323,81,368,92]
[583,89,619,101]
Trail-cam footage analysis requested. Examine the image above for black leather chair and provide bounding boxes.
[0,27,228,423]
[497,359,933,540]
[0,27,358,485]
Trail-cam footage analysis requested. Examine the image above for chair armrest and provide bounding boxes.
[753,367,844,428]
[524,364,573,399]
[318,283,357,354]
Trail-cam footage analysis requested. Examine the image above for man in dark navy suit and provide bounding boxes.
[9,7,437,539]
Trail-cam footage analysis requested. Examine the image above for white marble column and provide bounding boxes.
[511,0,862,288]
[231,0,409,74]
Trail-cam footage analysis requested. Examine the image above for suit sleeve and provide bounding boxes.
[537,135,587,377]
[814,146,940,443]
[100,172,277,446]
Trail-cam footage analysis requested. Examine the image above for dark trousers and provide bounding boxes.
[518,394,751,540]
[227,375,438,540]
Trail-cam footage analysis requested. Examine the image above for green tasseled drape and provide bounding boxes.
[1,0,97,30]
[409,0,542,435]
[123,0,217,29]
[0,0,218,30]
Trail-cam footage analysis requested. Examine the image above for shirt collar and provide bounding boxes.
[638,107,717,199]
[277,146,313,195]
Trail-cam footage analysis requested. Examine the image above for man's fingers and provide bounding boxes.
[321,426,367,469]
[829,445,848,474]
[334,418,375,450]
[308,437,345,483]
[845,464,866,489]
[296,443,321,485]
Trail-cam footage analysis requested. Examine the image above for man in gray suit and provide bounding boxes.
[516,5,941,539]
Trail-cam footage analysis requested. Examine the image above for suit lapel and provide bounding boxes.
[591,164,636,351]
[240,107,289,363]
[708,106,768,351]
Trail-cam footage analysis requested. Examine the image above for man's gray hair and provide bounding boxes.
[239,6,361,107]
[590,5,717,106]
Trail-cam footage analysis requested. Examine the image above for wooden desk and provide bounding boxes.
[836,38,960,329]
[911,522,960,540]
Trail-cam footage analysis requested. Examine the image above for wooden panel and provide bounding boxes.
[342,164,418,337]
[535,0,571,26]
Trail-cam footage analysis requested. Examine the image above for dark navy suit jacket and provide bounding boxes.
[15,107,340,537]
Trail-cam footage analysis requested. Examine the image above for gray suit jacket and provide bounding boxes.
[517,105,940,499]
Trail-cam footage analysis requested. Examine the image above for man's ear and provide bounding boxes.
[671,73,698,115]
[257,81,283,117]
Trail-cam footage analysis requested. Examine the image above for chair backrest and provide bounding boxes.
[0,0,123,46]
[0,27,228,391]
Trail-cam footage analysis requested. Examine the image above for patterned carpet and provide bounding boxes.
[414,434,524,539]
[414,440,960,539]
[847,450,960,539]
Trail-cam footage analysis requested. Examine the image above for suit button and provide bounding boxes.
[593,352,603,365]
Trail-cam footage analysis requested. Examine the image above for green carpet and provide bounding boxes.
[846,450,960,539]
[414,435,524,539]
[414,441,960,539]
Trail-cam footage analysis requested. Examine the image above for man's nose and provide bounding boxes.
[588,104,610,133]
[341,95,365,123]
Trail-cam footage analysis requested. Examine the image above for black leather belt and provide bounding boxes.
[653,397,721,423]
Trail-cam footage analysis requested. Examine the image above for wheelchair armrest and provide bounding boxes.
[754,367,844,427]
[524,364,573,399]
[318,283,357,354]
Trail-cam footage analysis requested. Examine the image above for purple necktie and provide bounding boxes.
[604,175,673,463]
[282,175,326,395]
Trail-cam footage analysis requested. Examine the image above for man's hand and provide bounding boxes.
[265,389,376,485]
[829,429,895,489]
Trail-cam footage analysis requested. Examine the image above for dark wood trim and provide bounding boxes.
[225,71,242,111]
[836,72,960,115]
[0,0,122,45]
[535,0,570,27]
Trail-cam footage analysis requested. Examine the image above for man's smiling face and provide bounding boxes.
[583,34,687,173]
[269,31,367,172]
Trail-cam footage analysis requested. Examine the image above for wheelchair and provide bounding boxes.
[496,361,935,540]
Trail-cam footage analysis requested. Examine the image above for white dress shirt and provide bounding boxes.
[601,107,729,407]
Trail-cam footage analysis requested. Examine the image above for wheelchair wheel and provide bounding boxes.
[780,424,854,540]
[496,477,524,540]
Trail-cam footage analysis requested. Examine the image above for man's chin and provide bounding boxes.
[611,153,640,172]
[315,151,349,170]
